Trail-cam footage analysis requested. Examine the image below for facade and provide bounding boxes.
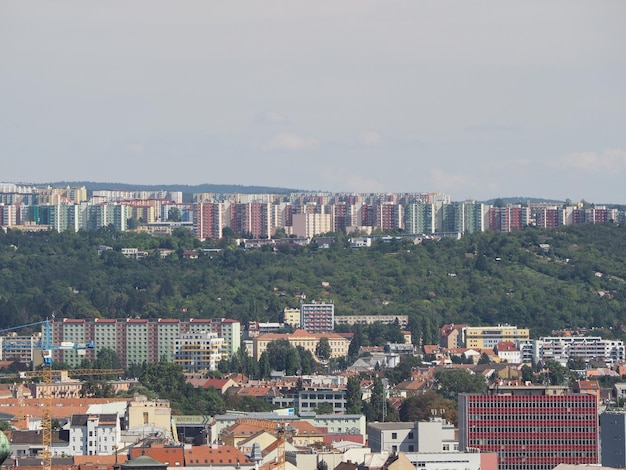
[68,413,121,456]
[282,308,301,328]
[334,315,409,328]
[0,334,41,363]
[194,202,224,241]
[600,410,626,468]
[296,389,347,413]
[291,212,332,238]
[458,389,599,470]
[519,336,625,366]
[252,330,350,360]
[300,301,335,333]
[174,332,225,372]
[462,325,530,349]
[368,419,457,454]
[47,318,240,369]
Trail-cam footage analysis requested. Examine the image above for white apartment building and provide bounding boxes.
[68,413,121,456]
[519,336,625,365]
[174,331,226,372]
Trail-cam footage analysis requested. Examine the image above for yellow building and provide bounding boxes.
[126,394,171,432]
[463,325,529,349]
[282,308,300,329]
[253,330,349,361]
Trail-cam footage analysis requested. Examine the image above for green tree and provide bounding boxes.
[434,369,487,397]
[168,207,182,222]
[316,337,332,360]
[346,376,362,414]
[315,402,334,414]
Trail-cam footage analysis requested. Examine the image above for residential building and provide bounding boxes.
[462,325,530,349]
[68,413,121,456]
[519,336,625,366]
[459,386,599,470]
[194,202,224,241]
[297,388,347,413]
[47,318,240,369]
[300,301,334,333]
[335,315,409,328]
[252,330,349,360]
[291,212,332,238]
[368,419,457,454]
[174,331,225,372]
[282,308,301,329]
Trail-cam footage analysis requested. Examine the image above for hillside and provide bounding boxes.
[1,224,625,339]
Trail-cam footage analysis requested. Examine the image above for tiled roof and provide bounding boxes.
[184,445,253,466]
[130,446,184,465]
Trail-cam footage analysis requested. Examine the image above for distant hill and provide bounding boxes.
[44,181,304,196]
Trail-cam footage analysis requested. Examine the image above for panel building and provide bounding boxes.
[300,301,334,333]
[459,386,599,470]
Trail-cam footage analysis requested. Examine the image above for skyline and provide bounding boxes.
[1,1,625,202]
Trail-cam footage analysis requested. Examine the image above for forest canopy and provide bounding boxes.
[1,223,626,339]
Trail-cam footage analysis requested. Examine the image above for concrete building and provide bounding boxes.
[519,336,625,366]
[48,317,240,369]
[253,329,349,360]
[335,315,409,328]
[368,419,457,454]
[459,387,599,470]
[300,301,335,334]
[462,325,530,349]
[68,413,121,456]
[174,331,225,372]
[600,409,626,468]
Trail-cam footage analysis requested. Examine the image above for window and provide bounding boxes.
[392,433,397,439]
[408,445,415,452]
[408,432,414,439]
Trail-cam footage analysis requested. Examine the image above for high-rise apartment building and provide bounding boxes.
[48,318,240,369]
[459,386,599,470]
[300,301,334,333]
[194,202,224,240]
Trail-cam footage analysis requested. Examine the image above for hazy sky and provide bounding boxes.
[1,1,625,202]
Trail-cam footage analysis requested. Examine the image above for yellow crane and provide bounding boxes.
[1,319,124,470]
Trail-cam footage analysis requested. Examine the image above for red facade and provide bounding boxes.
[459,393,598,470]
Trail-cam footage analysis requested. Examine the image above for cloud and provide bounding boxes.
[358,131,383,147]
[128,143,144,154]
[429,168,479,193]
[262,133,319,151]
[254,111,289,124]
[550,148,626,172]
[465,123,521,133]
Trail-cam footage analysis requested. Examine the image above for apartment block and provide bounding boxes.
[519,336,625,366]
[47,318,240,369]
[334,315,409,328]
[300,301,334,333]
[462,325,529,349]
[174,331,225,372]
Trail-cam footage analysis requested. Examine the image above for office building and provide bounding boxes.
[462,325,530,349]
[459,386,599,470]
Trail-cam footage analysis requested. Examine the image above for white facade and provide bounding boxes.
[519,336,625,365]
[68,413,121,456]
[174,331,225,372]
[368,419,457,454]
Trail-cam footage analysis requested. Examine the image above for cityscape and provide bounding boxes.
[2,1,624,470]
[0,183,623,240]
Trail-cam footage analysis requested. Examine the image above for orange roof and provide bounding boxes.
[130,446,184,465]
[74,454,129,465]
[256,329,347,341]
[185,445,252,466]
[290,421,324,435]
[0,397,129,424]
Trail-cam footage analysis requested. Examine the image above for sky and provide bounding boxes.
[1,1,625,203]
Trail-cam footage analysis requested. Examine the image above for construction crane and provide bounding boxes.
[0,319,122,470]
[235,418,285,470]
